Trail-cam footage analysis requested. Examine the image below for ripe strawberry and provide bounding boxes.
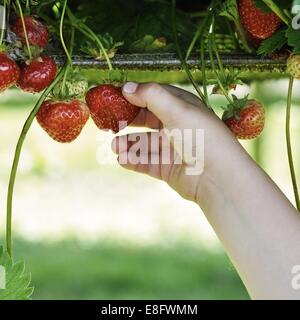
[11,16,49,49]
[17,56,57,93]
[0,52,20,92]
[85,84,139,133]
[223,97,265,140]
[287,54,300,80]
[36,99,90,143]
[238,0,281,40]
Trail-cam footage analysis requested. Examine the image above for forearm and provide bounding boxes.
[118,82,300,299]
[198,140,300,299]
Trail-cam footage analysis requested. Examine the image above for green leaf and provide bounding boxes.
[286,26,300,53]
[257,28,287,56]
[220,0,239,21]
[128,35,173,53]
[80,33,123,59]
[254,0,272,12]
[254,0,291,12]
[0,246,34,300]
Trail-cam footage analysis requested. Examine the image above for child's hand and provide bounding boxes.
[112,82,241,204]
[112,82,300,300]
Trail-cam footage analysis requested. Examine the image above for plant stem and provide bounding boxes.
[60,0,72,65]
[66,6,112,71]
[186,0,218,61]
[171,0,207,106]
[15,0,32,60]
[185,11,210,61]
[211,33,225,78]
[225,19,238,50]
[208,24,233,105]
[60,28,74,97]
[285,76,300,211]
[262,0,289,25]
[59,0,75,97]
[221,0,252,53]
[81,24,112,71]
[0,0,6,46]
[200,39,208,103]
[6,67,65,257]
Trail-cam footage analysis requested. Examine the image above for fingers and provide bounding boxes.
[130,109,162,129]
[117,151,162,180]
[112,132,163,155]
[162,84,204,106]
[122,82,189,125]
[112,132,177,181]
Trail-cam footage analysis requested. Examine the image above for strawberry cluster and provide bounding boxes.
[37,84,139,143]
[0,10,139,144]
[219,0,298,140]
[0,16,57,94]
[1,0,299,144]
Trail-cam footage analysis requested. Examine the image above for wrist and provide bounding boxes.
[195,134,251,209]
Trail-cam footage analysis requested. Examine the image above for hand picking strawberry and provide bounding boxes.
[113,82,300,300]
[1,0,300,302]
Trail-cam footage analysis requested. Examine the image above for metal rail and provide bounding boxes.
[50,53,287,73]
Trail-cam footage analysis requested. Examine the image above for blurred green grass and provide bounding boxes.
[13,240,249,300]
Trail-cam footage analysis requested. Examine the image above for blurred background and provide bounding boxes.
[0,77,299,300]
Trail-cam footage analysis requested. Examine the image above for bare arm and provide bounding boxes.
[112,82,300,299]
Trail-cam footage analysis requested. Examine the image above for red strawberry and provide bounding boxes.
[11,16,49,49]
[85,84,139,133]
[36,99,90,143]
[0,52,20,92]
[223,97,265,140]
[238,0,281,40]
[17,56,57,93]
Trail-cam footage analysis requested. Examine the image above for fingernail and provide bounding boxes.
[123,82,138,94]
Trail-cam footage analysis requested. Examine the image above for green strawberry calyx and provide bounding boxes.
[0,44,8,53]
[210,69,243,95]
[222,94,249,121]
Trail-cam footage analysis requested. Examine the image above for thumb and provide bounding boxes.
[122,82,186,125]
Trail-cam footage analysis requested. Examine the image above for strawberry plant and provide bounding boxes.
[0,0,299,299]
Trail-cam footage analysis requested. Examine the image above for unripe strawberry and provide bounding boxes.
[287,54,300,80]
